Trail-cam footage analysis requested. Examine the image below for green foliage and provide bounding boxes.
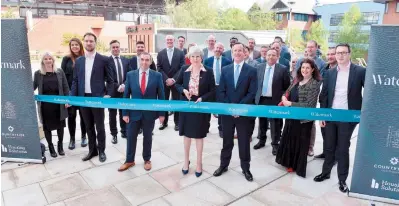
[61,33,82,46]
[305,20,329,56]
[1,7,17,19]
[333,4,369,59]
[166,0,277,30]
[287,29,306,54]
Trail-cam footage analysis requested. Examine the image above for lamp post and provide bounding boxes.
[287,1,295,46]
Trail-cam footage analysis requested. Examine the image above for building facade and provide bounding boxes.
[374,0,399,24]
[314,1,385,47]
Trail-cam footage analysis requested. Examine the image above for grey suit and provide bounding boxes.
[251,50,261,60]
[203,48,211,58]
[33,69,69,124]
[246,59,259,67]
[254,63,290,148]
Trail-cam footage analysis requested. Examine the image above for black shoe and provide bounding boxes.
[99,152,107,162]
[48,144,57,158]
[272,146,278,156]
[314,153,325,159]
[82,152,98,161]
[339,181,349,193]
[139,129,143,134]
[213,167,228,177]
[68,139,75,150]
[57,142,65,156]
[314,173,331,182]
[159,124,168,130]
[81,136,88,147]
[242,170,253,182]
[253,142,265,150]
[111,135,118,144]
[121,133,127,138]
[174,125,179,131]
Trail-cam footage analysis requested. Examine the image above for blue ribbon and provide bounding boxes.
[34,95,361,122]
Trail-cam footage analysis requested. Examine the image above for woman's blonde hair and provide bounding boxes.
[40,52,57,75]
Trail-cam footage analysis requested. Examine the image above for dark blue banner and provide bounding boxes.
[35,95,361,122]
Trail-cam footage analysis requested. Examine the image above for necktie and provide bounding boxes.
[262,66,272,96]
[215,58,221,85]
[115,57,123,84]
[141,71,146,95]
[234,64,240,88]
[167,48,173,65]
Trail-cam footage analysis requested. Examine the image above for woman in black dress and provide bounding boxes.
[175,46,216,177]
[275,58,322,178]
[61,38,86,150]
[34,52,70,157]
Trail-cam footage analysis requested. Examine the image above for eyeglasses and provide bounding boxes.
[336,52,349,56]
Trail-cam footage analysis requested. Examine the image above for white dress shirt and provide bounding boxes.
[139,68,149,89]
[84,52,96,93]
[112,55,123,84]
[332,64,350,110]
[207,48,215,58]
[249,51,254,60]
[233,61,244,76]
[262,64,275,97]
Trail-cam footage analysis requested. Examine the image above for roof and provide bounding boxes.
[257,0,317,15]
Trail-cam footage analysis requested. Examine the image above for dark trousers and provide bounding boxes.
[44,128,64,145]
[163,85,179,125]
[258,97,282,147]
[81,94,106,154]
[220,115,252,171]
[321,127,326,154]
[109,92,126,136]
[125,118,155,163]
[67,106,86,139]
[322,121,357,182]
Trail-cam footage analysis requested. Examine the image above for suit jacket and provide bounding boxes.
[218,63,258,107]
[281,46,291,61]
[251,50,261,60]
[129,56,156,71]
[203,48,211,59]
[278,56,290,72]
[181,48,188,56]
[203,56,232,69]
[222,50,233,61]
[33,69,69,124]
[319,63,366,111]
[246,59,259,67]
[70,53,114,97]
[122,69,165,121]
[175,65,216,102]
[107,56,131,97]
[255,63,291,105]
[157,47,185,83]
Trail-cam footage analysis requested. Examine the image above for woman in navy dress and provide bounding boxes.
[176,46,216,177]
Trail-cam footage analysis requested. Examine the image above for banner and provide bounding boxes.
[349,25,399,204]
[1,19,43,163]
[35,95,361,122]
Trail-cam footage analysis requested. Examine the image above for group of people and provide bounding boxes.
[34,32,365,193]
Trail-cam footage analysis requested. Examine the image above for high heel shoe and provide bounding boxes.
[195,164,203,177]
[182,161,190,175]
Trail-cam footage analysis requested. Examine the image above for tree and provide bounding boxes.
[61,33,82,46]
[287,29,306,54]
[305,20,329,56]
[334,4,369,59]
[1,7,17,19]
[217,8,253,30]
[247,3,277,30]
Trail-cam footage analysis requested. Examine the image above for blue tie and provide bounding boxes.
[234,64,240,88]
[215,58,221,85]
[262,66,271,96]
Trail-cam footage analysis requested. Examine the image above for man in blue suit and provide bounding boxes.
[255,46,268,64]
[213,43,258,182]
[107,40,130,144]
[274,36,291,61]
[70,32,114,162]
[118,52,165,172]
[129,41,156,71]
[222,37,238,61]
[204,42,232,137]
[270,42,290,71]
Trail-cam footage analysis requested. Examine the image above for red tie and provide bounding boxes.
[141,71,146,95]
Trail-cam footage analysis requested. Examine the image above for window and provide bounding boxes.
[396,2,399,12]
[294,13,308,22]
[362,12,379,25]
[385,3,388,13]
[328,31,339,42]
[275,13,283,21]
[330,13,344,26]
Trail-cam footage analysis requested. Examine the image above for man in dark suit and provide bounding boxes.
[107,40,130,144]
[203,34,216,59]
[70,32,114,162]
[204,42,232,137]
[177,36,188,55]
[157,35,185,131]
[253,49,290,155]
[248,38,261,60]
[314,43,366,193]
[255,46,269,64]
[213,43,258,182]
[118,52,165,172]
[130,41,156,71]
[274,36,291,61]
[270,42,290,71]
[222,37,238,61]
